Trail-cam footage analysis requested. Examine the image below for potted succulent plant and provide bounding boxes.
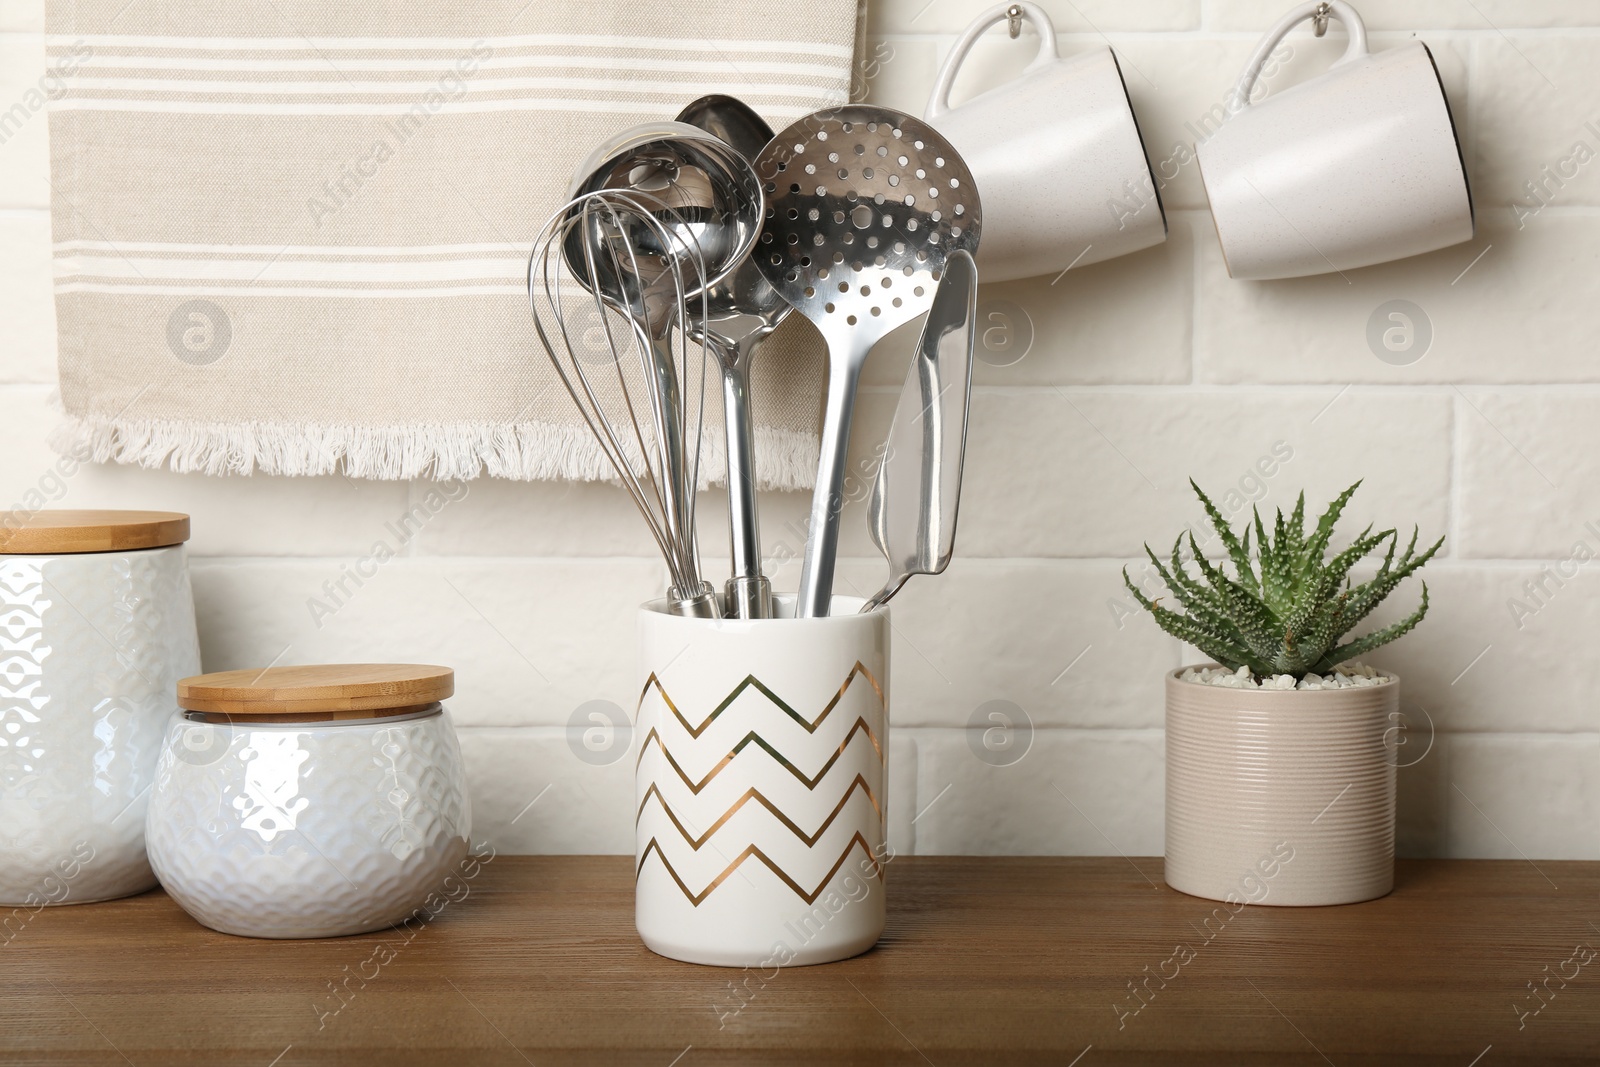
[1125,481,1441,906]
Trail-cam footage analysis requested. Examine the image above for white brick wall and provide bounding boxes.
[3,0,1596,860]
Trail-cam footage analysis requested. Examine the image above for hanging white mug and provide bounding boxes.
[1197,0,1473,280]
[924,2,1166,283]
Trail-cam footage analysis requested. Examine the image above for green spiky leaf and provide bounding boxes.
[1130,482,1441,680]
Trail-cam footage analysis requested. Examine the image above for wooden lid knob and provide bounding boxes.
[0,510,191,554]
[177,664,454,718]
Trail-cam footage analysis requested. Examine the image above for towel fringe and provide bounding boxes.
[48,414,821,491]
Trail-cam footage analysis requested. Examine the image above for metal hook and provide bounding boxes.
[1006,3,1023,38]
[1312,1,1332,37]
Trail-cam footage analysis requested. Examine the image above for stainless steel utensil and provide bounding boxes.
[675,96,786,619]
[529,193,716,615]
[753,106,982,617]
[560,124,765,617]
[862,248,977,613]
[675,95,774,165]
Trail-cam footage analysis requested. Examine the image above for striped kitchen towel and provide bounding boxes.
[44,0,861,485]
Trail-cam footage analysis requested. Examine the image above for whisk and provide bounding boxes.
[527,190,724,617]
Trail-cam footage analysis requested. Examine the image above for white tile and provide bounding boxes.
[1206,1,1600,30]
[1396,742,1448,858]
[1356,564,1600,735]
[0,210,54,382]
[454,721,918,856]
[858,36,938,117]
[0,2,45,32]
[65,467,415,558]
[1445,733,1600,860]
[869,0,1199,36]
[0,383,61,506]
[0,33,50,208]
[416,477,674,557]
[954,388,1452,558]
[1194,214,1600,383]
[862,218,1194,386]
[1456,391,1600,559]
[416,479,886,564]
[188,558,664,729]
[1472,37,1600,211]
[886,729,917,857]
[456,727,634,854]
[823,557,1179,729]
[910,727,1165,855]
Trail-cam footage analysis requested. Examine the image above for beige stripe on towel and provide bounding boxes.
[45,0,863,485]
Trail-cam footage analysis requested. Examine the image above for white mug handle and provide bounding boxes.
[1231,0,1369,109]
[926,1,1059,121]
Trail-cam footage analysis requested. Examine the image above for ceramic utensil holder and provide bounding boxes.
[0,511,200,906]
[146,664,470,938]
[635,595,890,967]
[1164,666,1399,906]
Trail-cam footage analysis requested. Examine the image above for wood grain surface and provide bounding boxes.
[176,664,454,716]
[3,856,1597,1066]
[0,510,189,554]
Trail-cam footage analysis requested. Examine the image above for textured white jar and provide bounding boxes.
[147,704,471,938]
[636,595,890,967]
[0,539,200,905]
[1164,667,1398,906]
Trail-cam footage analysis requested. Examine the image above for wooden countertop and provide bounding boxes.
[5,856,1598,1065]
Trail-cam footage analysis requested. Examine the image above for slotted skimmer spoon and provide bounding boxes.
[862,248,977,613]
[753,105,981,618]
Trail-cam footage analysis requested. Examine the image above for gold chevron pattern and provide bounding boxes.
[635,717,883,793]
[637,661,884,738]
[637,833,883,906]
[635,663,887,907]
[636,774,882,849]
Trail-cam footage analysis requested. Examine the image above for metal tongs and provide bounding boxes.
[861,249,979,612]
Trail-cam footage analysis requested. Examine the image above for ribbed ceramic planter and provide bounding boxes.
[1164,666,1398,906]
[635,594,889,967]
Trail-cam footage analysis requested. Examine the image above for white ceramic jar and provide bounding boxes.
[0,511,200,906]
[635,595,890,967]
[146,664,471,938]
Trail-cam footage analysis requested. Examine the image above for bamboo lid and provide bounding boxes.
[0,510,191,555]
[178,664,454,719]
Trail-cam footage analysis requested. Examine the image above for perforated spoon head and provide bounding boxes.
[751,105,981,356]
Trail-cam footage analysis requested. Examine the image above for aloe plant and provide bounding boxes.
[1124,481,1442,679]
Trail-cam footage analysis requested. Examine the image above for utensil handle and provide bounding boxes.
[719,352,770,618]
[1231,0,1368,109]
[646,332,701,598]
[926,1,1059,120]
[796,356,864,619]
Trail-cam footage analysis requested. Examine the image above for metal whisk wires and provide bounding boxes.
[528,189,720,616]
